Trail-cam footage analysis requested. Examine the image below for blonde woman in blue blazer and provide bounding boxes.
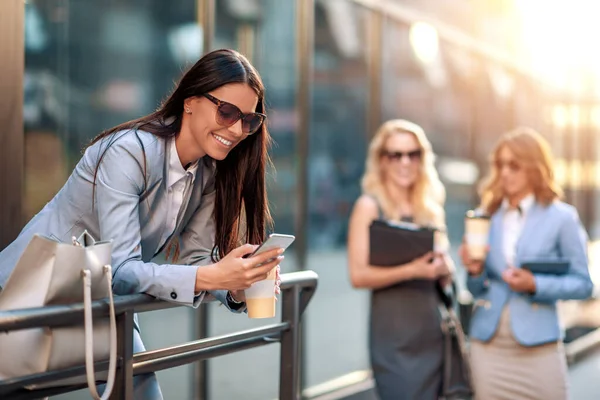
[0,49,284,399]
[460,127,593,400]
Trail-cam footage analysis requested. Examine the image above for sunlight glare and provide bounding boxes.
[409,22,439,65]
[515,0,600,93]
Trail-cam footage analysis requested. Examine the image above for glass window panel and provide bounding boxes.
[209,1,298,399]
[24,1,202,398]
[381,18,475,289]
[304,1,371,388]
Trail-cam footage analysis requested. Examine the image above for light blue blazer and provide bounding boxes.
[0,129,237,312]
[467,200,594,346]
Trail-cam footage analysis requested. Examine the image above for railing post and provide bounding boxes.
[0,0,25,249]
[279,286,301,400]
[111,310,135,400]
[193,302,210,400]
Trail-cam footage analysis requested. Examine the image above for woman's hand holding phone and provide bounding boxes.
[212,243,283,291]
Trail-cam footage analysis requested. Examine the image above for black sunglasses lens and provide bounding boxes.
[381,150,421,161]
[216,103,241,126]
[380,151,396,160]
[243,114,264,134]
[408,150,422,160]
[497,160,520,171]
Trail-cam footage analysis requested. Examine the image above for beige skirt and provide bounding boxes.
[470,307,568,400]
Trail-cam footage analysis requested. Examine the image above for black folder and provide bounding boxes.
[369,219,436,267]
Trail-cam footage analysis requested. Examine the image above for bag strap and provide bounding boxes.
[365,194,385,220]
[437,302,473,396]
[82,265,117,400]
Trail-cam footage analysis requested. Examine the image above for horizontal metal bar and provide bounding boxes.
[0,359,117,397]
[0,294,176,332]
[566,327,600,365]
[349,0,527,75]
[281,271,318,317]
[3,383,90,400]
[280,270,318,291]
[0,272,316,333]
[134,333,282,375]
[302,370,374,400]
[0,271,317,398]
[0,324,289,397]
[349,0,577,97]
[135,322,289,363]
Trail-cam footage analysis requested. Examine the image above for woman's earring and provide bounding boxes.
[185,107,191,114]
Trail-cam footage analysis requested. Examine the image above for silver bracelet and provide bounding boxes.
[227,291,244,305]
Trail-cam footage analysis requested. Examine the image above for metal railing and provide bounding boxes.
[0,270,318,400]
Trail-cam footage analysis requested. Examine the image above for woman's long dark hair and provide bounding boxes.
[89,49,273,261]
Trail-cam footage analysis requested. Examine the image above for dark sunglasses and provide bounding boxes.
[380,149,422,162]
[203,93,266,135]
[496,159,522,172]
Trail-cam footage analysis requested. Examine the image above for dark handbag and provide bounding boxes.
[436,282,473,400]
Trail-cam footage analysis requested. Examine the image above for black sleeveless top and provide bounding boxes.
[368,199,444,400]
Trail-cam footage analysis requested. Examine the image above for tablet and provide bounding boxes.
[521,260,570,275]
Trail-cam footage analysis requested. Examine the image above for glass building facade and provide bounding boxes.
[2,0,600,399]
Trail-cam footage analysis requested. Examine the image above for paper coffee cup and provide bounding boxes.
[433,230,448,253]
[464,210,491,261]
[244,267,277,319]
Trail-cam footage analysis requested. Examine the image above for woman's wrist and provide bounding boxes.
[229,290,245,303]
[399,262,418,280]
[194,264,222,292]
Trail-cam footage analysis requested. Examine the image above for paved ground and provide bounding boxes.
[569,349,600,400]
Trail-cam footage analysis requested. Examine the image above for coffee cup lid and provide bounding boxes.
[465,209,490,219]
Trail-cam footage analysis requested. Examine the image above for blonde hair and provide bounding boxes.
[361,119,446,228]
[479,126,563,214]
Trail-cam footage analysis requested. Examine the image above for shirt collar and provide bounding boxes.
[167,138,198,188]
[501,193,535,215]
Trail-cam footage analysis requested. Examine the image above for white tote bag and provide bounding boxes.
[0,231,117,400]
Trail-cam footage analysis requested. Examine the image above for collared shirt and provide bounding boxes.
[156,138,199,252]
[501,193,535,266]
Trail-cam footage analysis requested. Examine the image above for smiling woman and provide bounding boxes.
[347,119,454,400]
[180,85,265,162]
[0,48,284,400]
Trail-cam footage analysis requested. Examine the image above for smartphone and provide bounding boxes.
[248,233,296,258]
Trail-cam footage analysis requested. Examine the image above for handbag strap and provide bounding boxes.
[438,302,473,395]
[82,265,117,400]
